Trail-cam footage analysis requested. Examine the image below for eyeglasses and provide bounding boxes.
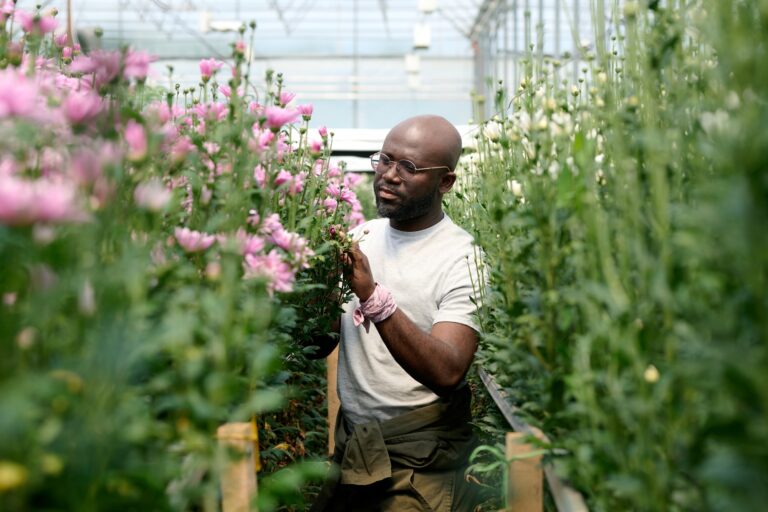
[370,152,451,181]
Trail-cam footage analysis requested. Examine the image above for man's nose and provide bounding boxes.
[380,162,402,182]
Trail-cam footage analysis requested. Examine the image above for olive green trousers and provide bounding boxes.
[311,386,479,512]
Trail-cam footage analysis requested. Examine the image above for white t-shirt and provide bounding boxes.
[338,214,482,425]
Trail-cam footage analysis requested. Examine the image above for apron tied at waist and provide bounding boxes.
[335,385,474,486]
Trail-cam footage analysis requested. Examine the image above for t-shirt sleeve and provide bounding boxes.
[433,252,484,332]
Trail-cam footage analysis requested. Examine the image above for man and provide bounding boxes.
[311,115,482,511]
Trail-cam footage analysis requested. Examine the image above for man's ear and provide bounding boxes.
[439,172,457,194]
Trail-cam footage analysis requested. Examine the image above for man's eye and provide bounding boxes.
[400,162,417,173]
[379,155,391,165]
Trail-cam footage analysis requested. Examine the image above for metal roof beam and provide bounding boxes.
[468,0,502,40]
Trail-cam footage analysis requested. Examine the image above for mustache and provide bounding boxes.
[375,184,401,198]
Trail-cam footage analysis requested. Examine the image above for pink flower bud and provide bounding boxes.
[125,120,148,161]
[297,103,313,118]
[199,58,223,80]
[274,169,292,186]
[54,33,68,48]
[279,91,296,106]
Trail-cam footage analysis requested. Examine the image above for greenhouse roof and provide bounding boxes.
[48,0,481,59]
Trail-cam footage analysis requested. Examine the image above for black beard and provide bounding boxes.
[375,182,440,222]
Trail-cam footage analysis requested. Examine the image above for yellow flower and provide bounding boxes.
[41,454,64,475]
[0,461,28,493]
[50,369,84,394]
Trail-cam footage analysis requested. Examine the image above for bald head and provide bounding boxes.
[384,115,462,171]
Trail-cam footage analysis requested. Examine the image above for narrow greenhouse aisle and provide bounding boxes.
[2,1,767,512]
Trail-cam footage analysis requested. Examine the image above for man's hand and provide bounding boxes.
[341,242,376,302]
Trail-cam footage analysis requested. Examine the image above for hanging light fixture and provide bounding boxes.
[418,0,438,14]
[404,53,421,74]
[199,10,242,33]
[413,23,431,49]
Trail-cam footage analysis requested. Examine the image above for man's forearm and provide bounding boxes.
[342,242,477,392]
[375,310,472,396]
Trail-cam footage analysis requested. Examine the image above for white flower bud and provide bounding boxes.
[644,364,660,383]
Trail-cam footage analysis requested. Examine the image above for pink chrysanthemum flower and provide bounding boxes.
[124,49,154,81]
[62,90,102,125]
[264,106,300,130]
[174,227,216,253]
[260,213,284,236]
[15,10,58,35]
[0,175,87,226]
[234,228,266,255]
[0,68,40,119]
[244,249,296,294]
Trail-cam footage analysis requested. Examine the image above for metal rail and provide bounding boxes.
[477,367,589,512]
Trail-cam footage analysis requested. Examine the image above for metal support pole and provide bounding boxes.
[352,0,359,128]
[503,0,509,92]
[537,0,544,76]
[524,0,531,55]
[513,0,518,93]
[491,14,498,102]
[555,0,561,82]
[66,0,73,46]
[573,0,580,83]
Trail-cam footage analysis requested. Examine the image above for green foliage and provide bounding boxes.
[0,7,365,509]
[448,1,768,510]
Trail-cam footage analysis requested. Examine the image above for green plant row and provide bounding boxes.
[448,1,768,510]
[0,5,365,510]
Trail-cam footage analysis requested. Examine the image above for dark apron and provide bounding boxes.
[311,385,479,512]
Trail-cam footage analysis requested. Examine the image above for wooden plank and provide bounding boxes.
[506,432,543,512]
[217,422,258,512]
[478,367,589,512]
[327,346,340,455]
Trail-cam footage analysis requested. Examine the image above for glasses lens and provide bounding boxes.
[373,153,413,180]
[397,160,417,176]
